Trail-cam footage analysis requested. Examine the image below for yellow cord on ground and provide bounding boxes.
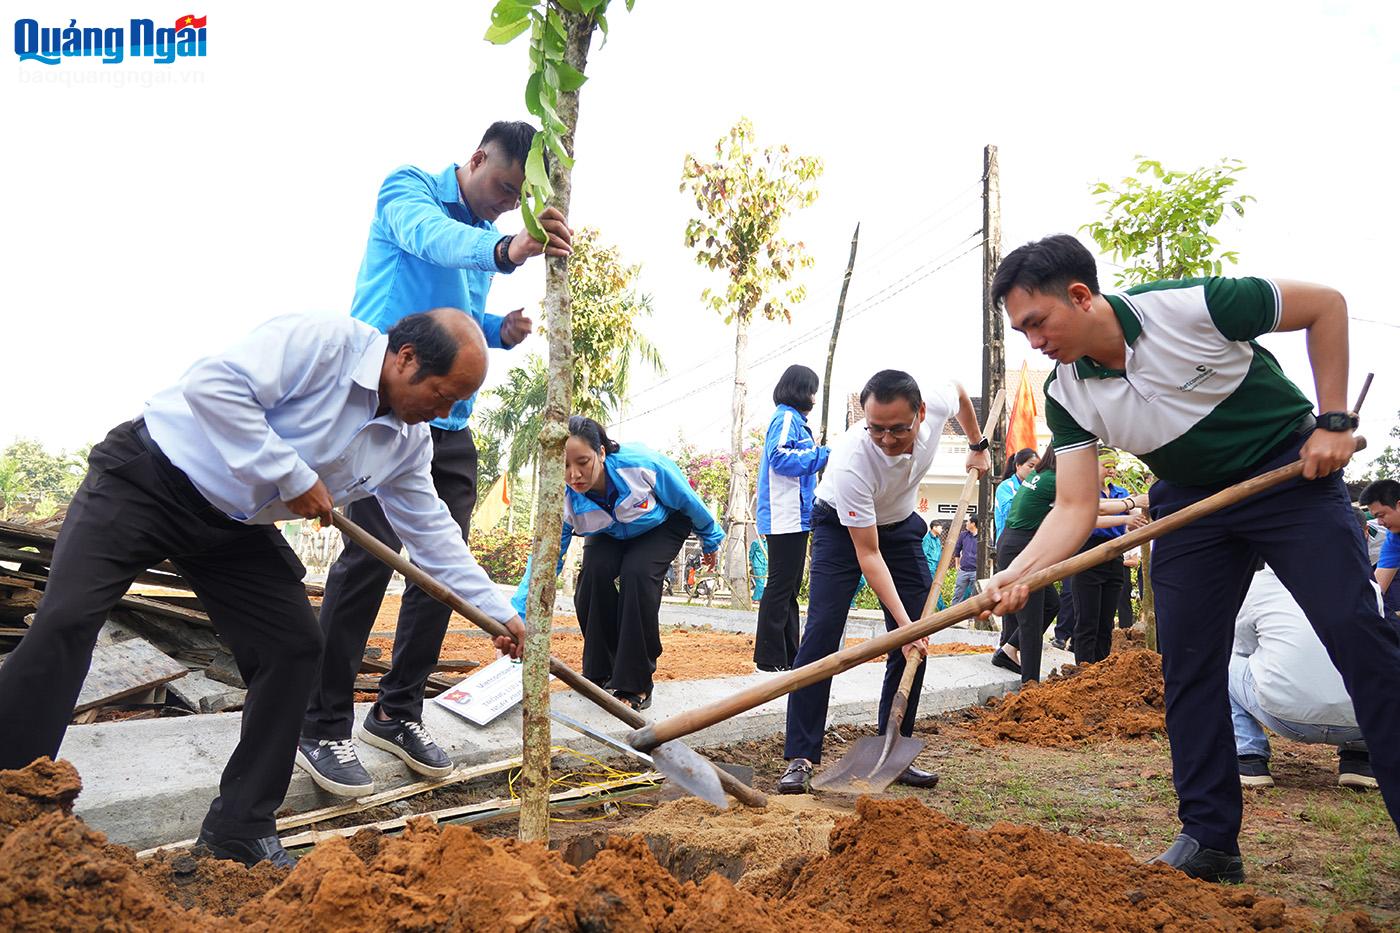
[506,747,659,822]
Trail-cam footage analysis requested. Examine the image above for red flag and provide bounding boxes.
[175,14,208,29]
[1006,361,1040,459]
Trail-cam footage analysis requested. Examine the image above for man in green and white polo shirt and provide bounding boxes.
[983,234,1400,884]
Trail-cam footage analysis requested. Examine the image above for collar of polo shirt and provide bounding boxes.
[1073,294,1144,380]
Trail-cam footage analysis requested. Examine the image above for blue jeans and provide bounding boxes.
[1228,655,1366,759]
[951,569,978,604]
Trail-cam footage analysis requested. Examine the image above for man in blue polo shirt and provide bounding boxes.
[1360,479,1400,610]
[985,234,1400,883]
[297,121,573,797]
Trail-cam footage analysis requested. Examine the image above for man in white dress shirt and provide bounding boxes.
[1231,564,1377,790]
[0,308,524,867]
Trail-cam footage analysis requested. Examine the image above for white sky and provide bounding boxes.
[4,1,1398,473]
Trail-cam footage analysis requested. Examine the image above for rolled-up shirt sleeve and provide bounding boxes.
[375,444,517,623]
[376,168,500,272]
[180,316,323,502]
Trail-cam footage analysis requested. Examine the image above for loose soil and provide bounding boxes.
[4,759,1387,931]
[969,648,1166,747]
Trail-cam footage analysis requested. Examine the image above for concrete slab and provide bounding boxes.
[60,640,1072,851]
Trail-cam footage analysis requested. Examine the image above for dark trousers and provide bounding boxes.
[784,504,930,764]
[1151,431,1400,853]
[753,531,808,667]
[302,426,476,739]
[1117,564,1136,629]
[0,421,321,838]
[997,527,1060,683]
[1072,541,1124,665]
[1054,576,1076,643]
[573,510,692,696]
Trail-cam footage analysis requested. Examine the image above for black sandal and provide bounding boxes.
[613,690,651,711]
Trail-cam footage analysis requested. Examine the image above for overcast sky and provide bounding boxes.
[4,1,1398,473]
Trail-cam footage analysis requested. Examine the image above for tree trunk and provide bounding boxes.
[724,314,751,608]
[518,9,591,844]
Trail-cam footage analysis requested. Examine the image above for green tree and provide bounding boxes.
[681,118,822,605]
[0,439,86,520]
[485,0,633,842]
[1355,413,1400,482]
[1082,156,1252,288]
[480,227,662,478]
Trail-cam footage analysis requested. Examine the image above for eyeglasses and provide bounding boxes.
[865,423,915,439]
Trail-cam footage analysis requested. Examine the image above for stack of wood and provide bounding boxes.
[0,518,478,726]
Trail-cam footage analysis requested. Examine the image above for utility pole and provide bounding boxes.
[977,144,1004,586]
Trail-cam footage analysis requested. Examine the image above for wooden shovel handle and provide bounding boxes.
[329,512,767,808]
[630,438,1365,753]
[921,389,1005,621]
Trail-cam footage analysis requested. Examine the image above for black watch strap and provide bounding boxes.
[1316,411,1359,432]
[970,437,990,452]
[493,235,520,273]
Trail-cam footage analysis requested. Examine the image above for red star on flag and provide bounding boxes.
[174,14,208,29]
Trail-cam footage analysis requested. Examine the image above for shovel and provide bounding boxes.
[630,437,1368,800]
[811,390,1000,793]
[330,512,762,809]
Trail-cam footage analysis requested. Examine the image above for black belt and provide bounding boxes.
[131,418,237,526]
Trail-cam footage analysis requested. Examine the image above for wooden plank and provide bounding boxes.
[74,640,188,713]
[0,627,28,638]
[0,520,324,597]
[0,567,216,627]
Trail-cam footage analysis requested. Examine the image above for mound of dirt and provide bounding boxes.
[628,794,844,892]
[139,850,284,916]
[780,796,1319,931]
[0,759,203,932]
[969,648,1166,747]
[3,759,1384,932]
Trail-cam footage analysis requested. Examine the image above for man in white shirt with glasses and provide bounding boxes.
[777,369,989,793]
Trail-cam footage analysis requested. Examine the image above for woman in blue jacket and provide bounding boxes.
[753,365,830,671]
[513,416,723,710]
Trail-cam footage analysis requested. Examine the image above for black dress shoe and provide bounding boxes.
[991,647,1022,676]
[1148,833,1244,883]
[895,765,940,788]
[194,829,295,869]
[778,759,813,794]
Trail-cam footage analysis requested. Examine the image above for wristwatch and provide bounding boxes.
[969,437,990,452]
[1317,411,1359,432]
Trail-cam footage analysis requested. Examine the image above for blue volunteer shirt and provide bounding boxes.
[351,163,515,430]
[1090,482,1132,540]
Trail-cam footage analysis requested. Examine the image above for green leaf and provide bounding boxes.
[491,0,538,25]
[546,8,567,40]
[555,61,587,91]
[484,17,531,44]
[578,0,607,11]
[521,196,546,244]
[524,71,545,117]
[525,134,552,194]
[544,131,576,170]
[596,11,609,39]
[554,0,585,11]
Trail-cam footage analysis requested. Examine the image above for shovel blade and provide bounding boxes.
[810,735,925,795]
[649,740,730,809]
